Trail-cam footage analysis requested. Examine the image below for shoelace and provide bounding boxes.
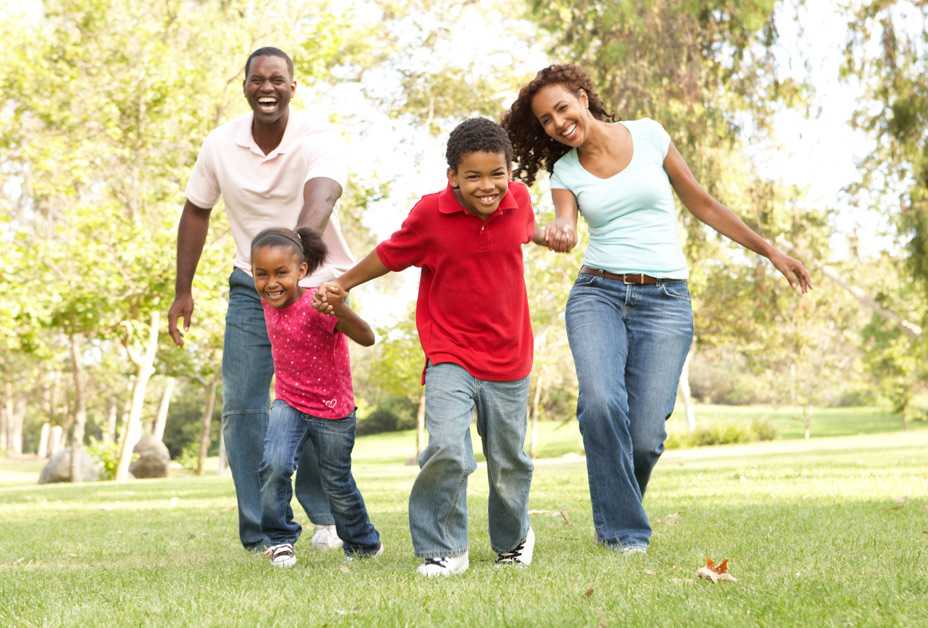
[496,539,526,563]
[424,557,448,568]
[269,544,293,559]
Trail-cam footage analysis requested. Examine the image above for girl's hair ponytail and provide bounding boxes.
[251,226,328,273]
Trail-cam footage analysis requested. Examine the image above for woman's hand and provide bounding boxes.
[544,220,577,252]
[768,250,813,294]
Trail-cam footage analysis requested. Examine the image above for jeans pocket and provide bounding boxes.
[573,272,599,288]
[660,281,690,300]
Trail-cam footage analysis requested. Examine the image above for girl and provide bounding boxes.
[502,64,811,553]
[251,227,381,567]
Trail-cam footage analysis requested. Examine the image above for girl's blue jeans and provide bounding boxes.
[565,272,693,549]
[259,400,381,556]
[222,268,334,551]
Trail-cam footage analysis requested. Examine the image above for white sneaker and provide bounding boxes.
[416,552,469,577]
[495,527,535,567]
[266,543,296,568]
[311,524,343,551]
[622,545,647,555]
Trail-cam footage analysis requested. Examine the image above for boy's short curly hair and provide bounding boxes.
[501,64,613,186]
[445,118,513,171]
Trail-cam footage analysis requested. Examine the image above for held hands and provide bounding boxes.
[312,281,348,315]
[543,221,577,253]
[769,250,813,294]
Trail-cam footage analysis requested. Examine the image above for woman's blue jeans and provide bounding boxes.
[565,272,693,549]
[408,363,533,558]
[259,401,381,556]
[222,268,335,551]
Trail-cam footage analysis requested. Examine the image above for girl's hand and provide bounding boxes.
[769,250,813,294]
[312,282,346,315]
[544,221,576,252]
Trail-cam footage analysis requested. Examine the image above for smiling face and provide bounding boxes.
[251,244,307,308]
[530,83,591,148]
[243,55,295,126]
[448,150,511,219]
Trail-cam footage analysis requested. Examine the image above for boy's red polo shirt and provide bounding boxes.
[376,181,535,382]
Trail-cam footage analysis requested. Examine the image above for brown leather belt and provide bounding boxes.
[579,265,659,285]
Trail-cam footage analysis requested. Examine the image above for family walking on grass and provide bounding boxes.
[167,46,811,576]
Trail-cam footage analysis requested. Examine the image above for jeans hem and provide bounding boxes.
[415,547,468,559]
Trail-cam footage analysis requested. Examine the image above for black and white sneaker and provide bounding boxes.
[495,528,535,567]
[416,552,469,577]
[265,543,296,568]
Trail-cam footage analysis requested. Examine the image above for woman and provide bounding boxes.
[502,64,811,553]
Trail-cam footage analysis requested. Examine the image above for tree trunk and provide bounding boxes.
[679,340,697,432]
[802,404,812,440]
[415,388,427,459]
[196,377,219,476]
[1,384,9,452]
[217,429,228,475]
[104,398,118,443]
[116,377,134,447]
[116,311,160,482]
[153,377,176,442]
[529,375,544,460]
[7,398,25,456]
[48,425,64,456]
[37,423,51,458]
[69,334,87,482]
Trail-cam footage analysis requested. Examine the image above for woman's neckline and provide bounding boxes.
[576,121,634,181]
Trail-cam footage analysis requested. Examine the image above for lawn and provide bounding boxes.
[1,422,926,626]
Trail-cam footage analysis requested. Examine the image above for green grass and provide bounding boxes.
[1,425,926,626]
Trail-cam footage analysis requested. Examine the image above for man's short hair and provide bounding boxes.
[245,47,294,78]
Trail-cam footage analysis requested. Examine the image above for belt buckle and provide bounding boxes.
[623,273,643,285]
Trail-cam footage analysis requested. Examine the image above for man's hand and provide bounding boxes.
[168,293,194,347]
[769,250,813,294]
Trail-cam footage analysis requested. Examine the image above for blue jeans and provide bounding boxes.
[222,268,335,550]
[408,362,533,558]
[565,273,693,548]
[259,400,381,555]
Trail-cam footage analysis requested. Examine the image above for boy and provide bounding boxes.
[315,118,547,576]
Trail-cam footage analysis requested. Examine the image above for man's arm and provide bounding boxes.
[297,177,343,232]
[168,200,212,347]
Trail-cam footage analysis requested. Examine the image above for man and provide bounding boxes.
[168,47,352,551]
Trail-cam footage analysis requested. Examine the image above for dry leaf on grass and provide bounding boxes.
[696,558,737,583]
[583,586,594,598]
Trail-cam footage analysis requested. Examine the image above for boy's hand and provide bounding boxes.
[544,221,577,252]
[312,281,347,315]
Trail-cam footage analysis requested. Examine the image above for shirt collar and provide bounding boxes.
[437,182,518,217]
[234,111,299,158]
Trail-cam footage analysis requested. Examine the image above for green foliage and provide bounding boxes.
[357,397,418,435]
[85,438,120,481]
[665,418,776,449]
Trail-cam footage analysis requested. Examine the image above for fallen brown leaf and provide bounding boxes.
[696,557,737,583]
[583,586,594,598]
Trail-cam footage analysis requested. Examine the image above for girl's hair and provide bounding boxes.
[501,64,614,186]
[250,227,327,273]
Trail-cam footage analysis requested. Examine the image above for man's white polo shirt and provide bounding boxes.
[185,110,352,286]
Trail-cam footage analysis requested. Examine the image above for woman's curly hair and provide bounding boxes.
[501,64,614,186]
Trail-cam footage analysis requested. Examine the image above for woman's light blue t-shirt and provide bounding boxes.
[550,118,688,279]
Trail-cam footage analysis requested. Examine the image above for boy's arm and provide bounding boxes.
[332,301,375,346]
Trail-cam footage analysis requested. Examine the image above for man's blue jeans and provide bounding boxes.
[222,268,334,550]
[565,273,693,549]
[259,400,381,555]
[408,362,533,558]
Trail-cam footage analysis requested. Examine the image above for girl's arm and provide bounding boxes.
[544,189,580,252]
[328,288,375,346]
[663,144,812,293]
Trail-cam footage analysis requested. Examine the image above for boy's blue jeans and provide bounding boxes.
[222,268,335,551]
[259,400,381,555]
[565,273,693,549]
[408,362,533,559]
